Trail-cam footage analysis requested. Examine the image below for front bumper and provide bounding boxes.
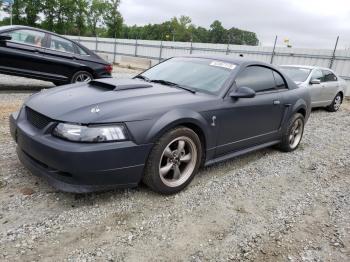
[10,112,153,193]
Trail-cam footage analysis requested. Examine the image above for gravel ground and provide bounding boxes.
[0,71,349,262]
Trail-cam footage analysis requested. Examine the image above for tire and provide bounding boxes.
[143,127,202,194]
[70,71,93,83]
[326,93,342,112]
[278,113,305,152]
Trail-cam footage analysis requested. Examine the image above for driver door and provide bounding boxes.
[215,66,287,157]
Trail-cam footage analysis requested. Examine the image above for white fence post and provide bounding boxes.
[135,38,138,57]
[113,35,117,64]
[159,40,163,62]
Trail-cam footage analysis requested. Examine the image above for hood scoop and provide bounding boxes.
[89,79,153,91]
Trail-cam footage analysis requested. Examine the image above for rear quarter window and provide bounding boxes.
[272,71,288,90]
[322,70,337,82]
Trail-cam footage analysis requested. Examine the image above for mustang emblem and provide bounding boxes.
[91,106,100,113]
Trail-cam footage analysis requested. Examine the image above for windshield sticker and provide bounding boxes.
[210,61,236,70]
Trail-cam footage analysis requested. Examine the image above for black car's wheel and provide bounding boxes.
[279,113,305,152]
[143,127,202,194]
[326,93,342,112]
[71,71,93,83]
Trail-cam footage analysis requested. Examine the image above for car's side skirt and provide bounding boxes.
[0,65,68,82]
[204,140,280,167]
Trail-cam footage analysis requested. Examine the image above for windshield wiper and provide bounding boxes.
[134,75,150,82]
[150,79,196,94]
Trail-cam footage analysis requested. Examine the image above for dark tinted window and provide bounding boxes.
[310,70,323,82]
[272,71,287,90]
[49,35,75,53]
[5,29,45,47]
[235,66,276,93]
[322,70,337,82]
[76,45,89,55]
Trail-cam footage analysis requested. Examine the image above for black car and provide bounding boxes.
[0,25,112,85]
[10,56,311,194]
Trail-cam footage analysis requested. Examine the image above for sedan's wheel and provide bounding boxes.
[279,113,305,152]
[71,71,93,83]
[327,93,342,112]
[143,127,202,194]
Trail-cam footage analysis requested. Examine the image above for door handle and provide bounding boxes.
[273,100,281,105]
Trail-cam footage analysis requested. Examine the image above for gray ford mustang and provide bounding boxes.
[10,56,311,194]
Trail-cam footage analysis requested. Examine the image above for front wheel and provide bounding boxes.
[326,93,342,112]
[278,113,305,152]
[143,127,202,194]
[71,71,93,83]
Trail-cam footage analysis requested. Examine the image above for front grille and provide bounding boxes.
[26,107,52,129]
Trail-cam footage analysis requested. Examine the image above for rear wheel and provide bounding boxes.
[143,127,202,194]
[71,71,93,83]
[279,113,305,152]
[326,93,342,112]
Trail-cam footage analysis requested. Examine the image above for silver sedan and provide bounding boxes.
[280,65,347,112]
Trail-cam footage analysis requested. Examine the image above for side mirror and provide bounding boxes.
[0,35,11,42]
[310,79,321,85]
[230,86,256,99]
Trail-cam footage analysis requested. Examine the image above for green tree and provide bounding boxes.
[209,20,226,43]
[24,0,42,26]
[75,0,88,35]
[41,0,57,31]
[11,0,25,25]
[87,0,107,36]
[105,0,123,38]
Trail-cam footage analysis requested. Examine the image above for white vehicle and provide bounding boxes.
[280,65,347,112]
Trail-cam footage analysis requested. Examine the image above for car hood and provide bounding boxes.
[25,78,215,123]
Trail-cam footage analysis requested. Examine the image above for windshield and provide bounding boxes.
[280,67,311,82]
[139,57,236,93]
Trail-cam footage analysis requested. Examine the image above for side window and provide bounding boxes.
[322,70,337,82]
[49,35,75,53]
[5,29,45,47]
[272,71,287,90]
[235,66,276,93]
[310,70,323,82]
[76,45,89,55]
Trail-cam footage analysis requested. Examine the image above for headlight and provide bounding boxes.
[53,123,128,142]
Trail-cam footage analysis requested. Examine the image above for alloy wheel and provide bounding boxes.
[289,119,304,149]
[334,95,342,111]
[159,136,197,188]
[75,73,92,83]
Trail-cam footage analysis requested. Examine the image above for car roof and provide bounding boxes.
[180,54,271,67]
[280,64,334,71]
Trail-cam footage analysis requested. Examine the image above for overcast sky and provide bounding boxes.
[119,0,350,49]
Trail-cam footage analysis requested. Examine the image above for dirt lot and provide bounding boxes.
[0,73,349,262]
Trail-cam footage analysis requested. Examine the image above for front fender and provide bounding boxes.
[126,109,216,150]
[147,109,211,142]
